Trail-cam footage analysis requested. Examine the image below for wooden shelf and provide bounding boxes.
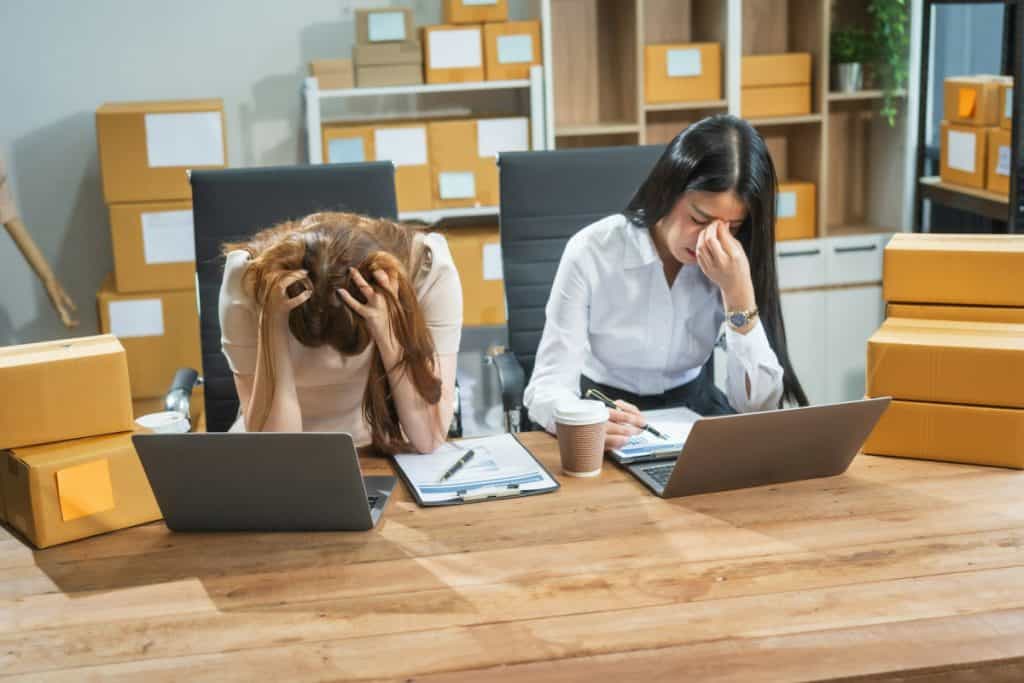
[748,114,824,126]
[644,99,728,113]
[309,77,530,99]
[918,176,1009,222]
[827,89,908,102]
[555,122,641,137]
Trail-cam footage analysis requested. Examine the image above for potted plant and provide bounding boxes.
[868,0,910,126]
[830,27,872,93]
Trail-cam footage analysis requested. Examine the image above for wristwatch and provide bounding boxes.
[726,306,759,330]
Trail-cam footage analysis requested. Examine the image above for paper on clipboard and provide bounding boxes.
[611,406,698,461]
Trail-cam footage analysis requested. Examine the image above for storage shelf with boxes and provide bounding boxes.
[936,75,1014,198]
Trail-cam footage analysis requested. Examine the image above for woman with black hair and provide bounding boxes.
[524,114,808,450]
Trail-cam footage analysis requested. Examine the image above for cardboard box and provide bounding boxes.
[943,75,1004,127]
[440,223,506,325]
[940,121,987,189]
[428,119,480,208]
[374,122,433,212]
[741,53,812,87]
[987,126,1012,195]
[1000,81,1014,130]
[109,200,195,293]
[96,99,226,204]
[483,21,541,81]
[356,7,414,44]
[863,399,1024,469]
[354,41,423,66]
[424,25,485,84]
[322,123,375,165]
[741,84,811,118]
[883,233,1024,307]
[444,0,507,25]
[96,275,202,399]
[309,59,354,90]
[645,43,722,105]
[356,64,424,88]
[888,303,1024,325]
[2,432,161,548]
[866,317,1024,408]
[474,117,530,206]
[775,181,816,241]
[0,335,133,451]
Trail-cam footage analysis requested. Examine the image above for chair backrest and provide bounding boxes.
[190,162,398,432]
[497,145,665,380]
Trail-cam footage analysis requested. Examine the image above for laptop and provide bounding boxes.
[626,397,891,498]
[133,432,396,531]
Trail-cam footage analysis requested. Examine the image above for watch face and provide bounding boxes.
[729,312,747,328]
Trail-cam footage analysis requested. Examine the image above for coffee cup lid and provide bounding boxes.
[135,411,190,434]
[554,399,609,426]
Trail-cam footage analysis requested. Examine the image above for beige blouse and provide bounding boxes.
[0,159,18,224]
[218,231,463,444]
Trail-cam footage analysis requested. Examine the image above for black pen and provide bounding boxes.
[584,388,668,440]
[437,449,476,483]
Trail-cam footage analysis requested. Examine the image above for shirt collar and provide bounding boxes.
[621,217,661,269]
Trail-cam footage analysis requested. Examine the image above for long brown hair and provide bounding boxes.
[224,212,442,452]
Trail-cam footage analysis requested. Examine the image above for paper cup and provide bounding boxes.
[135,411,190,435]
[554,399,609,477]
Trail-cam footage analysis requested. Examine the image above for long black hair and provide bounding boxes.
[624,114,808,407]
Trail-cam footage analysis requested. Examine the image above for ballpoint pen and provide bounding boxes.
[584,388,669,440]
[437,449,476,483]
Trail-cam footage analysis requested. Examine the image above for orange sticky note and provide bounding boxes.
[56,459,115,522]
[958,88,977,118]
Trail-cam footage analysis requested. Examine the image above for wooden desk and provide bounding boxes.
[4,431,1024,681]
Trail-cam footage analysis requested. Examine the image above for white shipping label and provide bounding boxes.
[368,11,407,42]
[439,172,476,199]
[497,35,533,64]
[997,145,1011,176]
[429,29,483,69]
[141,210,195,264]
[666,48,702,78]
[483,242,503,280]
[1006,88,1014,119]
[947,130,977,173]
[477,118,529,158]
[374,127,427,167]
[776,191,797,218]
[108,299,164,338]
[327,137,366,163]
[144,112,225,168]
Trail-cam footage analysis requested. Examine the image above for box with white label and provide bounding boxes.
[109,200,195,293]
[97,274,201,399]
[775,181,816,241]
[940,121,987,190]
[987,126,1011,195]
[356,8,414,45]
[444,0,507,25]
[475,117,530,206]
[440,222,506,326]
[423,25,485,84]
[428,119,481,209]
[96,100,226,204]
[483,21,541,81]
[645,43,722,104]
[1000,81,1014,131]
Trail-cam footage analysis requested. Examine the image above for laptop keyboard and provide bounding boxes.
[642,463,676,487]
[367,495,380,508]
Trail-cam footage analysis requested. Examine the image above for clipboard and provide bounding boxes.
[392,433,560,507]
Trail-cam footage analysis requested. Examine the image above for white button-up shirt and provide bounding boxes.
[524,214,784,432]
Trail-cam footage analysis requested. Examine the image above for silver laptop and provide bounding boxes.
[627,397,891,498]
[133,432,395,531]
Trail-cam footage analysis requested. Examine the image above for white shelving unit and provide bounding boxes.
[302,65,548,221]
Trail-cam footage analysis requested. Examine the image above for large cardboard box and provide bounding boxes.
[888,303,1024,324]
[741,53,812,87]
[1000,81,1014,130]
[444,0,507,25]
[356,64,424,88]
[440,223,506,326]
[475,117,530,206]
[322,123,375,165]
[866,318,1024,408]
[987,126,1012,195]
[863,399,1024,469]
[356,8,414,45]
[943,75,1004,127]
[424,25,485,84]
[96,99,226,204]
[2,432,161,548]
[96,275,202,400]
[353,41,424,87]
[483,21,541,81]
[883,234,1024,306]
[645,43,722,105]
[0,335,133,451]
[109,200,195,293]
[940,121,987,189]
[742,85,811,118]
[309,58,354,90]
[775,181,816,241]
[428,119,480,208]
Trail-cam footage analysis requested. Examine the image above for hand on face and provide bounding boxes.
[695,220,754,302]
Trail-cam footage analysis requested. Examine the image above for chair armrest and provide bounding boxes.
[486,347,527,432]
[164,368,201,424]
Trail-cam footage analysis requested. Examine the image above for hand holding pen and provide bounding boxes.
[584,388,668,442]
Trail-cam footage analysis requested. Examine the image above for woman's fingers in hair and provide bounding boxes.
[349,267,376,300]
[338,287,369,317]
[372,268,400,297]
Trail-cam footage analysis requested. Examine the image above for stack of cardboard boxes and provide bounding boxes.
[0,335,162,548]
[741,53,812,119]
[863,234,1024,469]
[939,75,1014,194]
[94,99,223,416]
[354,7,423,87]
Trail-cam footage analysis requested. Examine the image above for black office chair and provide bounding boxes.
[168,161,463,436]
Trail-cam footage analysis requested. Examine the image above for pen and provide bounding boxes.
[437,449,476,483]
[584,388,668,440]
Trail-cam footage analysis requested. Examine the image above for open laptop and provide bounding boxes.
[626,397,891,498]
[133,432,396,531]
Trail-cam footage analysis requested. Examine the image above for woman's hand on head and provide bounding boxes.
[695,220,756,310]
[266,270,312,320]
[339,267,399,342]
[604,399,646,450]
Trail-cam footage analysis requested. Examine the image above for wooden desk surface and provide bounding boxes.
[4,431,1024,682]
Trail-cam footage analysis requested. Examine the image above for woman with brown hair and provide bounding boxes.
[219,212,462,454]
